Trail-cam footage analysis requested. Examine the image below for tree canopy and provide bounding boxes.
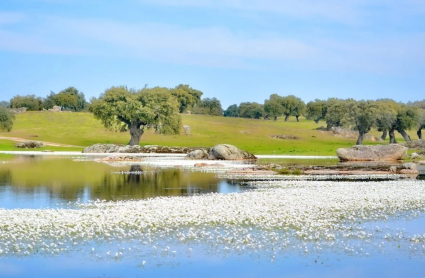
[10,95,43,111]
[264,94,284,121]
[90,86,181,145]
[193,97,223,116]
[43,87,87,111]
[0,101,9,108]
[223,104,239,117]
[0,107,15,132]
[239,102,264,119]
[170,84,203,113]
[343,100,379,145]
[281,95,306,122]
[305,99,328,123]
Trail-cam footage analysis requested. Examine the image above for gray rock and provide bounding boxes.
[83,144,142,153]
[410,153,422,159]
[48,106,61,112]
[140,145,209,154]
[337,144,408,161]
[15,141,44,148]
[183,125,191,136]
[186,149,208,160]
[404,139,425,149]
[83,144,209,154]
[207,144,257,160]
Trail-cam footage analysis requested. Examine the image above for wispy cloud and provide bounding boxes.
[0,10,424,73]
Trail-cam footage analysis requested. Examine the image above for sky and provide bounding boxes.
[0,0,424,108]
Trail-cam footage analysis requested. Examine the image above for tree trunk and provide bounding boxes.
[128,123,144,146]
[284,115,289,122]
[381,130,387,140]
[418,128,422,139]
[296,116,299,122]
[389,128,397,144]
[274,116,277,121]
[397,129,411,142]
[356,132,364,145]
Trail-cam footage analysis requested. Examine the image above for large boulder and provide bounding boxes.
[337,145,407,161]
[207,144,257,160]
[404,139,425,149]
[186,149,209,160]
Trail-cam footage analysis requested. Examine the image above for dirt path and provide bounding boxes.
[0,136,83,148]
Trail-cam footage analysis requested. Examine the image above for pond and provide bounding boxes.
[0,155,247,209]
[0,154,425,277]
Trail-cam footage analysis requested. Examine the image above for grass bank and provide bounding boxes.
[0,112,416,155]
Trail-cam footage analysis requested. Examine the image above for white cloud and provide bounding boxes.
[0,12,424,74]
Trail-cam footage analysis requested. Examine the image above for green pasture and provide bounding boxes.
[0,112,417,155]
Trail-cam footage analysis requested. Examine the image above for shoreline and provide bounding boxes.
[0,151,338,159]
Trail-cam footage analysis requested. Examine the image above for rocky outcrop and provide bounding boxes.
[271,135,300,140]
[83,144,209,154]
[389,163,419,175]
[186,149,209,160]
[207,144,257,160]
[8,107,27,114]
[404,139,425,149]
[140,145,209,154]
[48,106,61,112]
[410,153,423,160]
[83,144,143,153]
[15,141,44,148]
[337,145,407,161]
[332,127,377,141]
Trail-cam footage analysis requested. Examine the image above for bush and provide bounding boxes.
[0,107,15,132]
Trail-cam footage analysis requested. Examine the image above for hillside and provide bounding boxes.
[0,112,416,155]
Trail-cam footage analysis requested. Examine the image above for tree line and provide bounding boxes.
[1,84,424,146]
[224,96,425,145]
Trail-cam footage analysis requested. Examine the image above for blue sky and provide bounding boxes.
[0,0,424,108]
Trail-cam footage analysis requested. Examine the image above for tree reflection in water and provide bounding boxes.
[0,157,222,202]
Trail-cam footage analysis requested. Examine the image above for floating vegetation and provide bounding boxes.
[1,180,425,259]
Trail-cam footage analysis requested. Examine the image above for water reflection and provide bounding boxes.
[0,156,243,208]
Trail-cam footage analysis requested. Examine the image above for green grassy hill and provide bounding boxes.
[0,112,417,155]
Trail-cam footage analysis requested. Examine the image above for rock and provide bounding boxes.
[207,144,257,160]
[337,145,408,161]
[140,145,209,154]
[386,163,418,174]
[83,144,210,154]
[332,127,375,141]
[83,144,143,153]
[15,141,44,148]
[48,106,62,112]
[410,153,422,160]
[183,125,191,136]
[8,107,26,114]
[186,149,208,160]
[194,163,225,167]
[271,135,300,140]
[97,156,142,162]
[404,139,425,149]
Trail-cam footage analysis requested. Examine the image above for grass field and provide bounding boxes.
[0,112,417,155]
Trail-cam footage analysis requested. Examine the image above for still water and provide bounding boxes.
[0,154,425,277]
[0,155,245,209]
